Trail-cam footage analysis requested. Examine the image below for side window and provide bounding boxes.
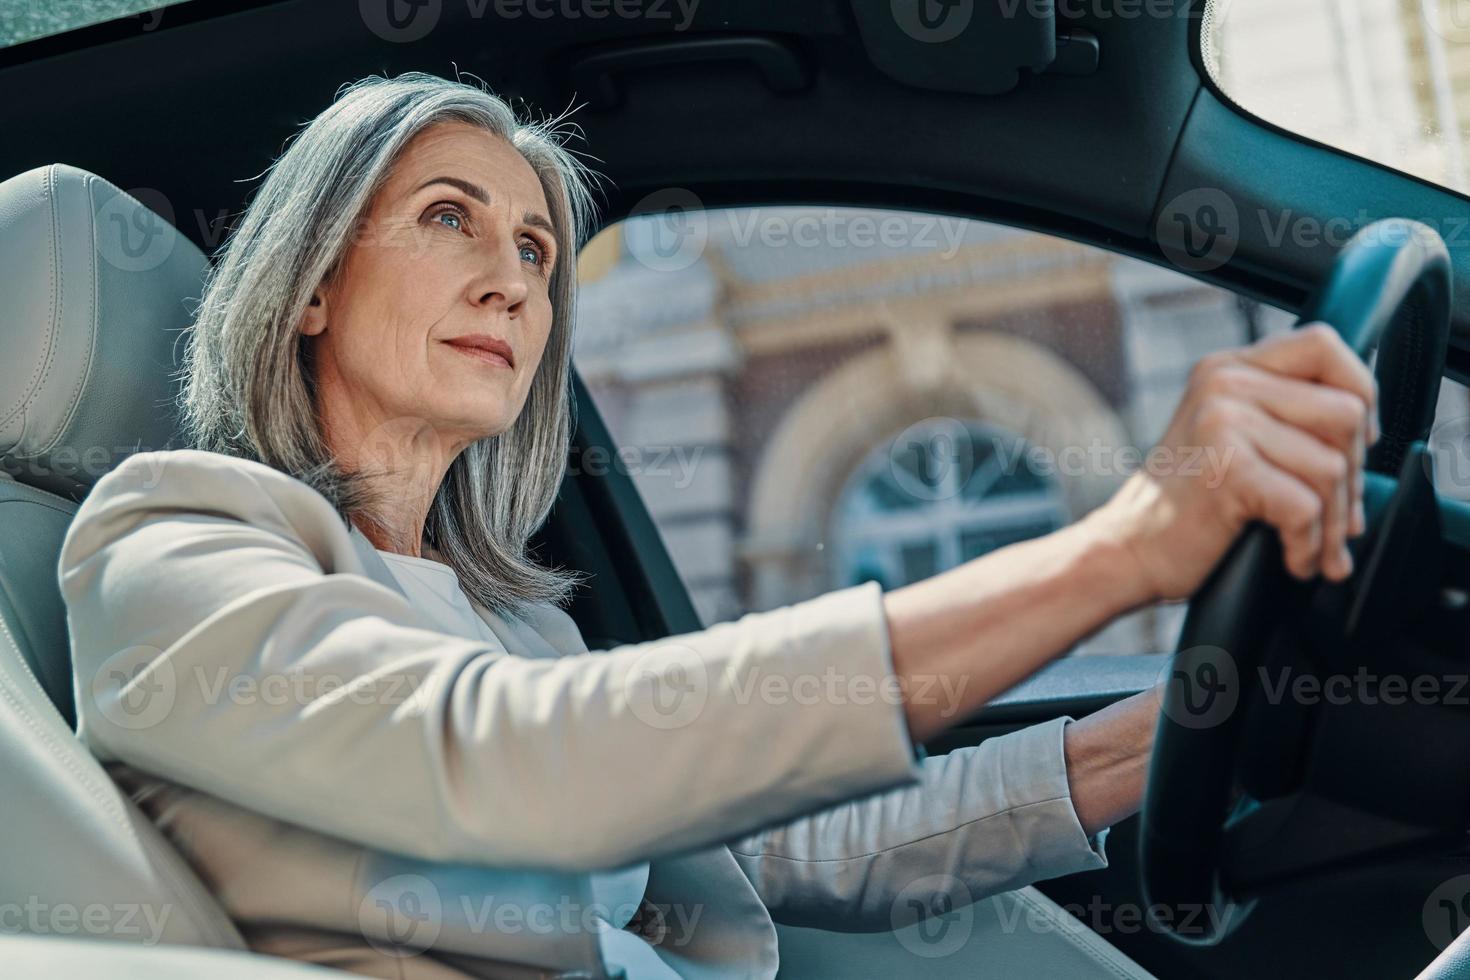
[574,205,1470,655]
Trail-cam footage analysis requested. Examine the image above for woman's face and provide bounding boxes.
[302,121,559,456]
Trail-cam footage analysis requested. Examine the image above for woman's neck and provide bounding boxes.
[321,411,464,561]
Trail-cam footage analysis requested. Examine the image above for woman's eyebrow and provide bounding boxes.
[523,211,560,253]
[415,175,490,204]
[414,175,560,253]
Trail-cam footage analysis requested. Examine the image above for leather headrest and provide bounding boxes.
[0,164,207,499]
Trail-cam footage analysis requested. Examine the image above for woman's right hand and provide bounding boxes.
[1092,322,1378,601]
[883,322,1379,745]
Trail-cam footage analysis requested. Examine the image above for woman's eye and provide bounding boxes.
[519,239,546,267]
[428,204,467,232]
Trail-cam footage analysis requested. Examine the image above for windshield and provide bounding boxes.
[0,0,190,48]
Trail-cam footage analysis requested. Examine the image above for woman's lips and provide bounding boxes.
[443,337,514,369]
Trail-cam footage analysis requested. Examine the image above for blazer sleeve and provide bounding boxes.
[726,715,1108,930]
[60,449,923,872]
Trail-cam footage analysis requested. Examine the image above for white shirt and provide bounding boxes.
[376,549,660,973]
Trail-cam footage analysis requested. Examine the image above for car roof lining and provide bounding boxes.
[3,0,1469,381]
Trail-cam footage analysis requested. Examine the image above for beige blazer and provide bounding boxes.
[60,449,1108,978]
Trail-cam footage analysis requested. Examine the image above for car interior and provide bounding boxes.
[5,0,1470,977]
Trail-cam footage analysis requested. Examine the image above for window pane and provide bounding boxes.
[898,541,940,584]
[1204,0,1470,193]
[0,0,188,48]
[575,205,1470,655]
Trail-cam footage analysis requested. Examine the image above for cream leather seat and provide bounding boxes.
[0,164,329,976]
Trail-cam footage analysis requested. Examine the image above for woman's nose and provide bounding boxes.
[467,242,529,315]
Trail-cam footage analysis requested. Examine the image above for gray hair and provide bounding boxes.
[176,72,599,614]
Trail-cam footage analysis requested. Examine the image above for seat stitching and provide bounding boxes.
[0,166,64,431]
[0,495,76,517]
[0,612,244,949]
[33,171,102,458]
[0,617,130,831]
[1011,887,1139,980]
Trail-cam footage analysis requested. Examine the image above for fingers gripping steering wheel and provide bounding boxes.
[1138,219,1453,944]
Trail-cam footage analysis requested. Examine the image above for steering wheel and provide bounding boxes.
[1138,219,1454,944]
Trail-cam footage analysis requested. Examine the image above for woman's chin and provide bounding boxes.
[446,406,518,443]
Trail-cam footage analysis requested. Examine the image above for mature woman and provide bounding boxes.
[61,72,1376,979]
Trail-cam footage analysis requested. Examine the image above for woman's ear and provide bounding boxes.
[299,289,328,337]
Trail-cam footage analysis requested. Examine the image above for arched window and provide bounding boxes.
[831,418,1069,591]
